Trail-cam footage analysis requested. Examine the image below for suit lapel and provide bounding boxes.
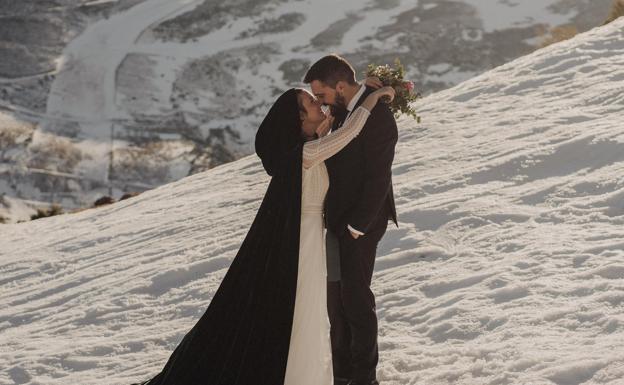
[330,105,348,132]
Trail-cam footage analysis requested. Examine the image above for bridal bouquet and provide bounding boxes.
[365,58,421,122]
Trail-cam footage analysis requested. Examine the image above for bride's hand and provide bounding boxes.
[315,113,334,137]
[364,76,383,89]
[360,86,396,112]
[373,86,395,104]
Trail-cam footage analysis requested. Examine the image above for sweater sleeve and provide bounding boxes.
[302,106,371,169]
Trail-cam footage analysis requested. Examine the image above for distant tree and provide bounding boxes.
[604,0,624,24]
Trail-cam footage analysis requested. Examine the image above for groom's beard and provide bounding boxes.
[334,93,347,109]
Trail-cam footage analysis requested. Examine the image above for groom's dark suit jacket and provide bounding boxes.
[324,85,398,238]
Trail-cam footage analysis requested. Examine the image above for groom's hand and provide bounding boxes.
[347,224,364,239]
[349,229,361,239]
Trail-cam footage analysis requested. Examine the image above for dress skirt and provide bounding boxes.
[283,209,333,385]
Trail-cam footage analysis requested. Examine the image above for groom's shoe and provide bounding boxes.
[334,377,351,385]
[348,380,379,385]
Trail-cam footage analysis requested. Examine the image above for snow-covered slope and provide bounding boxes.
[0,0,615,212]
[1,16,624,385]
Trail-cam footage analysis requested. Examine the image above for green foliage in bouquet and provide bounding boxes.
[365,58,421,122]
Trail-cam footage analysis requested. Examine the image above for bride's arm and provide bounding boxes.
[302,86,395,169]
[302,107,369,169]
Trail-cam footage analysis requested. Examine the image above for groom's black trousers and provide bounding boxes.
[327,218,387,382]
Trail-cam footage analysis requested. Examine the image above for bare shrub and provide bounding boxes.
[30,203,64,220]
[27,134,84,173]
[120,191,141,200]
[112,141,174,185]
[94,196,115,207]
[604,0,624,24]
[0,121,34,161]
[538,24,578,48]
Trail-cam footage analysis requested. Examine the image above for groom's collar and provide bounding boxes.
[346,82,366,113]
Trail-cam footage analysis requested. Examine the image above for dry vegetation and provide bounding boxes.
[604,0,624,24]
[537,24,579,48]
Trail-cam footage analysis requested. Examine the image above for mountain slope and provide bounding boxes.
[1,16,624,385]
[0,0,614,212]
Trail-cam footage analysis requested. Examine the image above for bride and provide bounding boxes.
[131,82,394,385]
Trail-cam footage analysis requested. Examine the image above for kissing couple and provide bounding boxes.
[131,53,399,385]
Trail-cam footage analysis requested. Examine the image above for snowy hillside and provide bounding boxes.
[0,0,615,212]
[1,15,624,385]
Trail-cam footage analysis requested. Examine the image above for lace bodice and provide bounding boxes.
[301,106,371,214]
[301,163,329,214]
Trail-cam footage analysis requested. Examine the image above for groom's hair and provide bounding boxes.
[303,54,357,88]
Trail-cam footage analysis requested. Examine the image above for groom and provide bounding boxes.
[303,54,398,385]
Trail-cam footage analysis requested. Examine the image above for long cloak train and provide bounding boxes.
[132,89,304,385]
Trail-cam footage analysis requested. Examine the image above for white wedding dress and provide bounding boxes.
[283,105,371,385]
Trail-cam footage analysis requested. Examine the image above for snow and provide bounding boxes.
[2,16,624,385]
[46,0,203,128]
[44,0,423,147]
[461,0,572,32]
[0,195,37,224]
[43,0,594,148]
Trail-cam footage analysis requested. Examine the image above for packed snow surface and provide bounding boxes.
[1,17,624,385]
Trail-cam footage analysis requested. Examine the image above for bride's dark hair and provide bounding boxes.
[294,88,307,118]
